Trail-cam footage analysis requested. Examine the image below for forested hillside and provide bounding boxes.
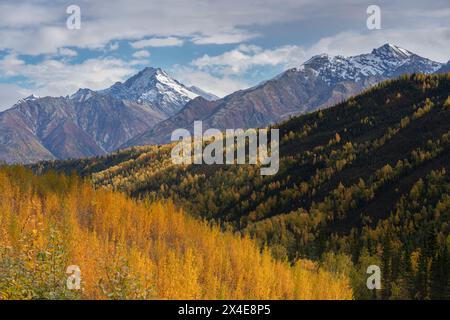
[33,73,450,299]
[0,166,352,299]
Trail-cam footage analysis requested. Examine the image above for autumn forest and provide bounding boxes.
[2,73,450,300]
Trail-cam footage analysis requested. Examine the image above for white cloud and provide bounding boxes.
[109,42,120,51]
[58,48,78,57]
[0,54,25,76]
[192,32,259,45]
[0,55,136,100]
[0,0,448,61]
[130,37,184,48]
[171,65,250,98]
[0,0,313,55]
[0,3,60,28]
[132,50,151,58]
[190,26,450,78]
[0,83,32,111]
[192,44,308,75]
[307,29,450,63]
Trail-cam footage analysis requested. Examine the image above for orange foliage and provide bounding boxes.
[0,167,352,300]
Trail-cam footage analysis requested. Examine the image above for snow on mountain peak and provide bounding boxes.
[24,94,40,101]
[9,94,42,111]
[299,44,441,84]
[303,53,331,65]
[101,67,200,115]
[70,88,95,102]
[371,43,413,59]
[14,94,40,106]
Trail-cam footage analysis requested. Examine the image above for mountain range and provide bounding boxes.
[126,44,443,147]
[0,68,213,163]
[0,43,447,163]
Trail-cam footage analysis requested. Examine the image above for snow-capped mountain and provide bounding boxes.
[299,43,441,84]
[13,94,41,104]
[0,45,447,163]
[0,67,215,163]
[126,44,446,147]
[101,67,206,116]
[70,88,95,102]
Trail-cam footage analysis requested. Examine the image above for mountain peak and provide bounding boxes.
[302,53,333,71]
[70,88,95,102]
[136,66,164,77]
[126,67,160,85]
[296,44,440,83]
[372,43,413,59]
[304,53,331,63]
[14,94,40,106]
[100,67,200,116]
[24,94,40,101]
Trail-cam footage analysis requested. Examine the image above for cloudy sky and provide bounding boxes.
[0,0,449,110]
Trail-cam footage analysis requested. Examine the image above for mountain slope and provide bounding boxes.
[0,93,164,163]
[0,68,212,164]
[123,96,220,148]
[38,74,450,225]
[436,61,450,74]
[126,44,443,147]
[34,73,450,299]
[0,104,56,164]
